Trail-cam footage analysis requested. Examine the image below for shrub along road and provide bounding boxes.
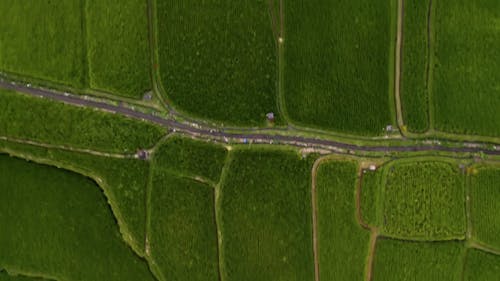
[0,80,499,156]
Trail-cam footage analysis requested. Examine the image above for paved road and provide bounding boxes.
[1,80,499,155]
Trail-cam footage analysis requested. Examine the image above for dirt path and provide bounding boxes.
[394,0,405,130]
[267,0,280,41]
[365,230,379,281]
[0,136,135,159]
[311,157,323,281]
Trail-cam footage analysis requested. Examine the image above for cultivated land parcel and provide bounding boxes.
[0,0,499,280]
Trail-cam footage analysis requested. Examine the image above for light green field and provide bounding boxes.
[0,1,86,88]
[381,160,466,240]
[156,0,279,126]
[86,0,151,98]
[469,166,500,249]
[372,239,465,281]
[0,89,164,153]
[316,160,371,281]
[0,155,155,281]
[219,148,315,281]
[153,136,228,183]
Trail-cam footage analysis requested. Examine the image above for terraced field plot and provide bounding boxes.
[284,0,395,135]
[380,160,466,240]
[0,155,155,281]
[156,0,279,126]
[0,1,86,88]
[86,0,151,98]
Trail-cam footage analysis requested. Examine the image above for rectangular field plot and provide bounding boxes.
[360,169,383,228]
[469,166,500,249]
[284,0,394,135]
[372,239,464,281]
[149,171,219,281]
[219,149,315,281]
[463,248,500,281]
[381,160,466,240]
[432,0,500,137]
[400,0,431,132]
[153,136,228,183]
[316,160,371,281]
[156,0,279,126]
[0,155,155,281]
[86,0,151,98]
[0,1,86,88]
[0,89,164,153]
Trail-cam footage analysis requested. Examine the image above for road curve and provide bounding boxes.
[0,80,499,156]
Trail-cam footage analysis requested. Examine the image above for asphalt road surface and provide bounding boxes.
[1,80,499,156]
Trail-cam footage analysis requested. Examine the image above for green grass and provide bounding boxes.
[284,0,393,135]
[0,1,86,88]
[0,89,164,153]
[0,271,49,281]
[469,166,500,249]
[372,239,465,281]
[400,0,430,132]
[463,248,500,281]
[86,0,151,98]
[381,160,466,240]
[219,148,315,281]
[0,155,155,281]
[316,160,371,281]
[149,171,219,281]
[0,140,151,256]
[360,169,383,228]
[153,136,228,183]
[432,0,500,137]
[156,0,279,126]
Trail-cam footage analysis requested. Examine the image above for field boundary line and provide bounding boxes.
[0,268,57,281]
[468,241,500,256]
[394,0,405,132]
[425,0,435,130]
[214,151,233,281]
[0,136,136,159]
[365,230,379,281]
[356,168,372,230]
[311,157,323,281]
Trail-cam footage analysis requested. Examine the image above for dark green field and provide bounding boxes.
[400,0,431,132]
[219,148,315,281]
[360,169,383,227]
[316,160,370,281]
[0,1,86,88]
[156,0,279,126]
[0,89,164,153]
[469,166,500,249]
[284,0,394,135]
[86,0,151,98]
[432,0,500,137]
[372,239,465,281]
[463,249,500,281]
[0,155,155,281]
[153,136,228,183]
[381,160,466,240]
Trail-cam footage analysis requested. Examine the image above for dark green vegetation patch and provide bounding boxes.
[432,0,500,137]
[219,148,315,281]
[86,0,151,98]
[400,0,431,132]
[463,248,500,281]
[360,169,383,228]
[0,155,155,281]
[0,0,86,88]
[381,160,466,240]
[0,89,164,153]
[372,239,465,281]
[316,160,370,281]
[284,0,394,135]
[156,0,279,126]
[469,166,500,249]
[154,136,227,183]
